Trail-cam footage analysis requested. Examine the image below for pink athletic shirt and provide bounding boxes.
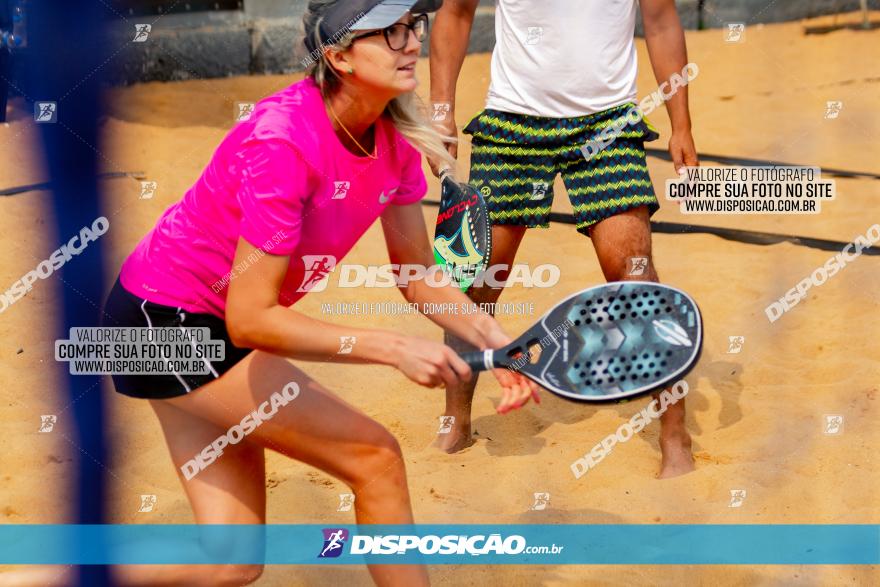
[120,78,427,318]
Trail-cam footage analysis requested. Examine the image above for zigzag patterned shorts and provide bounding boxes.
[464,104,661,235]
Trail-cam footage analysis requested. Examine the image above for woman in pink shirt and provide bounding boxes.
[94,1,537,586]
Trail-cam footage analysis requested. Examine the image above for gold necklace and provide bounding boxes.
[326,100,378,160]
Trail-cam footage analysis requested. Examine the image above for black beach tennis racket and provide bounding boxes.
[433,168,492,292]
[461,282,702,402]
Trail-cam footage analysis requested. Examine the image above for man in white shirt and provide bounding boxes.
[430,0,698,478]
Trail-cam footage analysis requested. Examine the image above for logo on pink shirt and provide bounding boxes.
[332,181,350,200]
[298,255,337,293]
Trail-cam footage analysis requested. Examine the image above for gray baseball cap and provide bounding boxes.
[304,0,443,54]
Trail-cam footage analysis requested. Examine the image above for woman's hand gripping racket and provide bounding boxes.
[433,167,492,292]
[463,282,703,402]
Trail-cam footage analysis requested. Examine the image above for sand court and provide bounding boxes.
[1,11,878,586]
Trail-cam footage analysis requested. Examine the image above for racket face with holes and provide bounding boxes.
[433,177,492,292]
[507,282,702,402]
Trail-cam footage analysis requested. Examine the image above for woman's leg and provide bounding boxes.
[160,350,428,587]
[109,399,267,586]
[0,405,266,587]
[0,350,426,587]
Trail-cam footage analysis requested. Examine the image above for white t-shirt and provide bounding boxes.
[486,0,640,117]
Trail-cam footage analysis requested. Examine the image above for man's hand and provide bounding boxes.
[429,106,458,177]
[641,0,697,174]
[429,0,479,176]
[669,128,698,174]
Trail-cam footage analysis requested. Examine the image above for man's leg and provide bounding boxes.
[588,205,695,478]
[437,109,558,452]
[434,224,527,452]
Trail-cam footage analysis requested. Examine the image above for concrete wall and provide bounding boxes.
[6,0,874,89]
[702,0,868,25]
[101,1,488,84]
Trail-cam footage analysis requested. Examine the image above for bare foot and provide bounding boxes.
[432,423,475,453]
[658,431,695,479]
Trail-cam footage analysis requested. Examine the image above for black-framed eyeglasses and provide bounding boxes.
[352,13,429,51]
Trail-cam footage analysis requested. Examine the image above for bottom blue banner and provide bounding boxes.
[0,525,877,565]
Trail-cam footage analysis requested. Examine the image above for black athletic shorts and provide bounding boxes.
[101,277,253,399]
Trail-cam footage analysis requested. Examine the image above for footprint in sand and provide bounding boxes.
[428,487,467,507]
[694,452,733,465]
[306,471,336,488]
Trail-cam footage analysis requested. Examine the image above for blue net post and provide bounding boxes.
[26,0,111,584]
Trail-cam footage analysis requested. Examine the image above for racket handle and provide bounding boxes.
[460,349,497,373]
